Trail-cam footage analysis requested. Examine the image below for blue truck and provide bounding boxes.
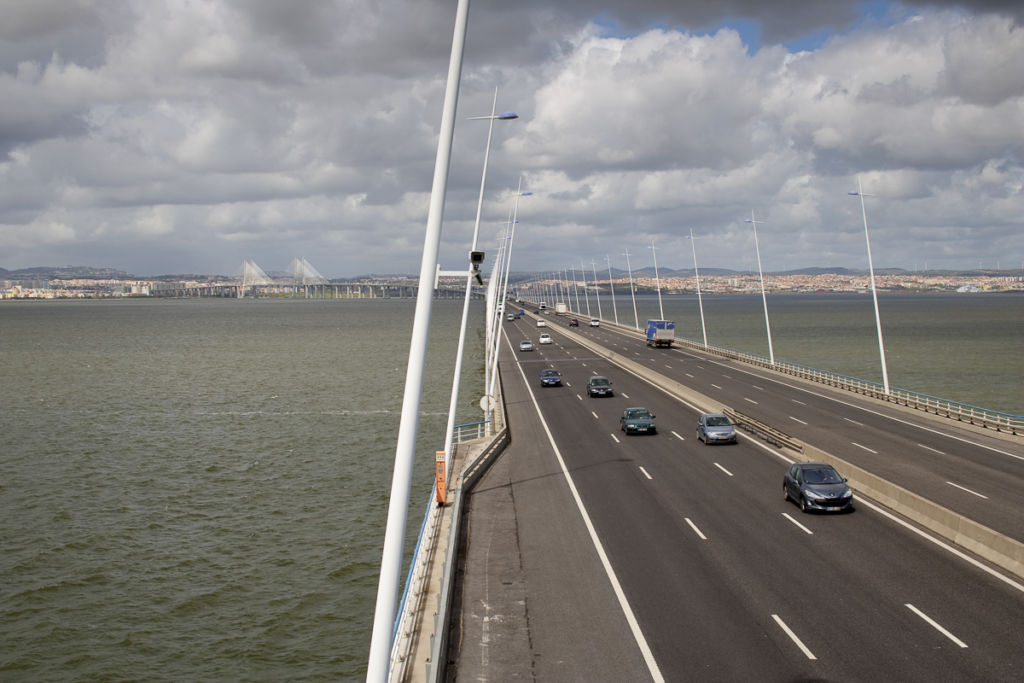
[646,320,675,347]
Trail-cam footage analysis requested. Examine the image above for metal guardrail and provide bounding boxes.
[671,337,1023,436]
[452,420,488,443]
[723,407,803,452]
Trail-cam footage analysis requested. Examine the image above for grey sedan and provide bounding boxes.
[696,413,737,444]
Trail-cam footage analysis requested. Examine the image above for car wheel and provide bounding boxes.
[799,496,808,512]
[783,484,790,502]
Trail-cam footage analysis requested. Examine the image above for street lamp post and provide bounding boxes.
[849,177,890,395]
[441,89,516,469]
[744,211,775,365]
[606,255,619,325]
[488,184,530,414]
[591,260,603,321]
[687,229,708,349]
[571,264,582,313]
[649,240,664,320]
[623,248,639,329]
[580,260,592,317]
[367,0,470,677]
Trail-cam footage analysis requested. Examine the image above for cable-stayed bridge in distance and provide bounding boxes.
[148,257,483,299]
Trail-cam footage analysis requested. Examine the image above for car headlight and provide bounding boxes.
[803,489,825,500]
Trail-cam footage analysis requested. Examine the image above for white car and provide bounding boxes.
[536,319,547,327]
[519,340,534,352]
[589,319,600,327]
[538,333,553,344]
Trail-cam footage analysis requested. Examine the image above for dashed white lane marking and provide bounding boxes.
[789,416,808,425]
[905,604,968,648]
[844,417,864,426]
[639,466,653,480]
[621,392,630,399]
[685,518,707,540]
[744,397,759,405]
[611,434,620,443]
[671,431,685,441]
[851,442,878,454]
[772,614,817,660]
[918,443,945,455]
[592,411,600,420]
[714,462,734,477]
[791,399,807,405]
[685,373,694,378]
[782,513,814,535]
[946,481,988,499]
[711,383,722,390]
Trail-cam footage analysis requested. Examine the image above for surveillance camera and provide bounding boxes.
[470,251,484,265]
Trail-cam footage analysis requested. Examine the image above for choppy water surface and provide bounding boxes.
[1,293,1019,681]
[1,298,485,681]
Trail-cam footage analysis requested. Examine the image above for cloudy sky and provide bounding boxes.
[1,0,1022,277]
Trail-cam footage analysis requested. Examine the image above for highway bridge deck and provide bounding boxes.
[445,312,1024,681]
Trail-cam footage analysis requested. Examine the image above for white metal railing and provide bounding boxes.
[670,337,1023,434]
[452,420,489,443]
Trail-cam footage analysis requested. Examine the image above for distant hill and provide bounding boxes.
[1,265,137,280]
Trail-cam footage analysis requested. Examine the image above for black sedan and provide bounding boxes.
[568,318,579,327]
[586,376,613,397]
[783,462,854,513]
[539,369,562,387]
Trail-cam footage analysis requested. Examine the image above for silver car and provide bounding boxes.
[696,413,737,444]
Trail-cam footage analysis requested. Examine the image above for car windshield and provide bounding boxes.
[706,416,732,427]
[542,370,559,377]
[590,378,609,386]
[803,468,842,484]
[627,409,651,419]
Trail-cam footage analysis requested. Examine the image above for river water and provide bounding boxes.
[0,293,1019,680]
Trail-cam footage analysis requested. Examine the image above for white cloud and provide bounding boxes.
[0,1,1021,275]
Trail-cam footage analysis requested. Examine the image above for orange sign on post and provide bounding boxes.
[435,451,447,506]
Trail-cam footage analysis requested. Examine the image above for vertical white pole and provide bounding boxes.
[591,260,603,320]
[624,249,639,329]
[855,177,891,395]
[651,240,664,320]
[366,0,470,679]
[690,229,708,349]
[606,255,619,325]
[749,211,775,365]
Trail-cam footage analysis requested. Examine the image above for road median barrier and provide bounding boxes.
[723,408,803,452]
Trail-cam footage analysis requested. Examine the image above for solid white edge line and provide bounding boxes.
[781,512,814,535]
[945,481,989,499]
[505,334,666,682]
[771,614,817,660]
[714,462,734,477]
[905,603,968,648]
[684,517,707,540]
[639,466,653,480]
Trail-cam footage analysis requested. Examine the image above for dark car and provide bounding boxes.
[696,413,737,444]
[569,318,579,327]
[540,369,562,387]
[620,407,656,434]
[783,462,854,513]
[586,376,613,397]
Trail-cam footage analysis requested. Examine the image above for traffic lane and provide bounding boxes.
[530,380,800,679]
[689,367,1024,541]
[537,374,1024,680]
[638,448,1024,681]
[584,331,1024,542]
[478,332,656,681]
